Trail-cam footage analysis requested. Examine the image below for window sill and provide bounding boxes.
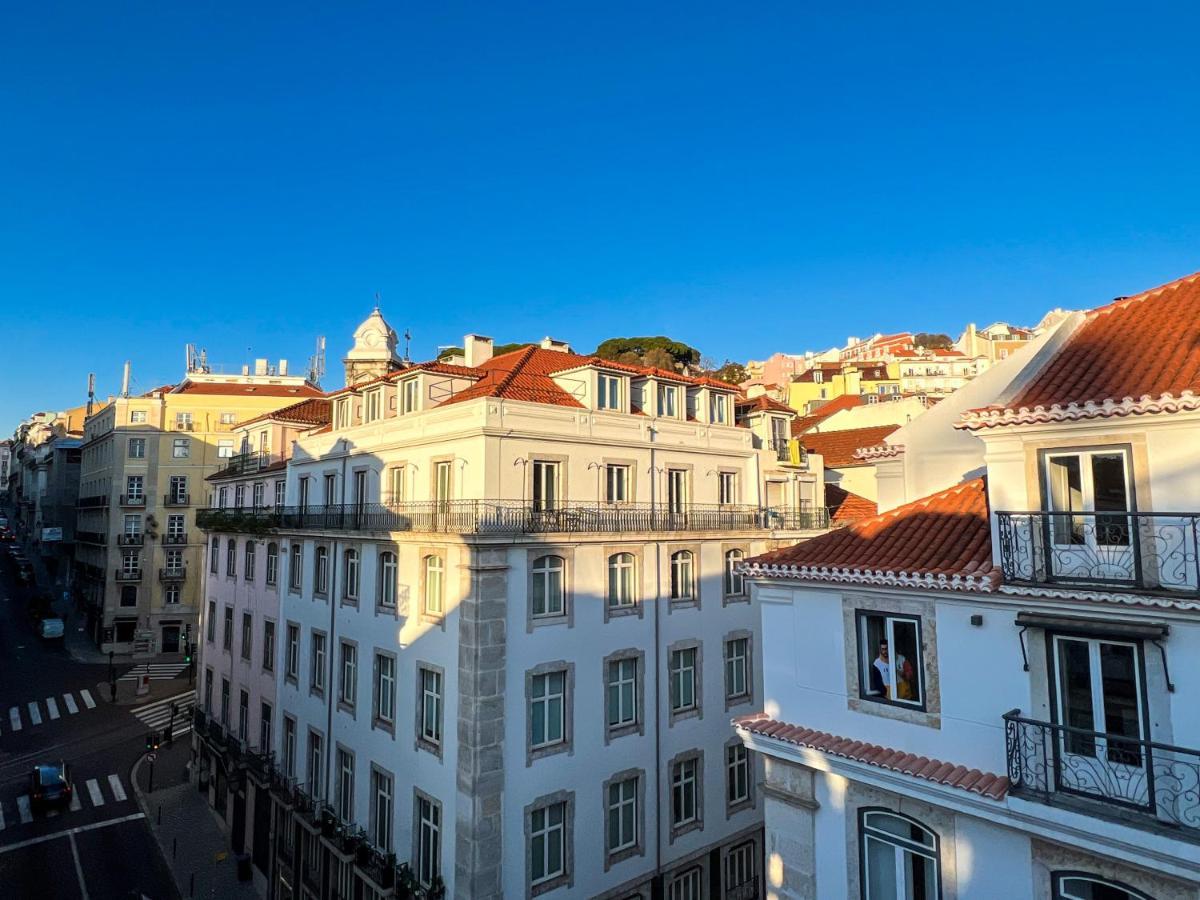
[528,740,571,767]
[847,696,940,729]
[531,873,571,898]
[722,592,750,606]
[725,693,753,713]
[726,797,754,820]
[669,819,703,843]
[337,701,356,719]
[530,614,569,629]
[371,717,395,738]
[375,603,398,619]
[416,737,443,760]
[605,722,641,743]
[604,842,645,871]
[669,707,702,727]
[605,604,640,621]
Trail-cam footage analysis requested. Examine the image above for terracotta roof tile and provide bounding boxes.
[791,395,863,435]
[172,381,323,398]
[798,425,897,468]
[238,397,331,429]
[736,395,795,415]
[746,477,998,592]
[825,484,877,524]
[735,714,1009,800]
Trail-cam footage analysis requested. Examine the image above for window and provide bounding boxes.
[225,538,236,577]
[260,702,272,752]
[1044,449,1132,550]
[166,514,184,539]
[531,555,565,618]
[124,514,142,538]
[387,467,406,503]
[423,555,444,615]
[169,475,188,504]
[718,471,737,505]
[314,546,329,593]
[725,637,749,701]
[175,411,193,430]
[128,438,145,459]
[709,392,729,424]
[324,473,336,504]
[219,411,236,425]
[206,600,216,643]
[666,468,688,512]
[416,794,441,887]
[274,481,285,509]
[120,585,138,607]
[378,551,397,607]
[727,743,750,807]
[126,475,144,501]
[252,482,264,508]
[282,716,296,777]
[858,612,923,707]
[530,671,566,749]
[222,607,233,650]
[670,647,698,713]
[657,384,678,417]
[241,612,252,660]
[172,438,190,458]
[532,460,560,512]
[434,460,452,504]
[606,553,635,608]
[289,544,302,590]
[210,537,220,575]
[339,642,357,707]
[164,585,181,605]
[343,548,360,600]
[217,438,234,458]
[371,769,394,852]
[220,679,230,726]
[605,464,629,503]
[266,543,279,586]
[402,378,419,414]
[262,620,275,672]
[336,748,354,821]
[530,801,567,887]
[606,776,638,854]
[238,690,249,740]
[724,549,745,596]
[285,624,299,680]
[669,550,694,601]
[204,669,213,712]
[233,484,244,508]
[1052,635,1144,769]
[308,731,324,797]
[726,842,757,896]
[244,542,256,580]
[374,652,396,723]
[121,551,140,575]
[607,657,638,730]
[130,410,147,424]
[365,389,382,422]
[1053,873,1151,900]
[418,666,443,747]
[335,398,351,428]
[671,757,699,828]
[311,632,326,693]
[669,868,702,900]
[860,810,940,900]
[597,374,621,411]
[217,486,228,508]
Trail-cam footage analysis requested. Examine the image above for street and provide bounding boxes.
[0,545,182,900]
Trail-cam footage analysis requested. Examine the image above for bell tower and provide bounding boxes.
[343,307,403,385]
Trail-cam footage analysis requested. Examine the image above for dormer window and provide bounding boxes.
[335,398,352,429]
[709,393,729,425]
[401,379,419,415]
[657,384,678,418]
[365,389,382,423]
[813,371,824,384]
[597,374,622,411]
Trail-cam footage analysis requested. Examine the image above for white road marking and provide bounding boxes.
[0,812,146,855]
[86,779,103,808]
[8,708,20,731]
[69,790,81,812]
[63,693,78,715]
[69,832,91,900]
[46,697,60,720]
[16,796,31,825]
[27,702,41,726]
[80,690,96,709]
[107,775,127,803]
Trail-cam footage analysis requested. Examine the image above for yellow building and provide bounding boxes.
[75,365,322,655]
[787,361,900,413]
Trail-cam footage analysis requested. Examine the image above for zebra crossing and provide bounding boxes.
[0,772,131,831]
[0,689,97,736]
[131,689,196,740]
[118,661,189,683]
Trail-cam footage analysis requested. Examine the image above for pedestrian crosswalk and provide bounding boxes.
[0,772,130,831]
[118,661,189,683]
[131,689,196,740]
[0,689,98,737]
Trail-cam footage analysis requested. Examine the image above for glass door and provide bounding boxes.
[1043,450,1134,583]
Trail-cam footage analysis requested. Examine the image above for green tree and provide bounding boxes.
[913,332,953,350]
[708,359,748,384]
[593,336,700,370]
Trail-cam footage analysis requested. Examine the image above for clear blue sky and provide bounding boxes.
[3,3,1199,433]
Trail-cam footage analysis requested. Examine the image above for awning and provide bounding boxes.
[1014,611,1168,640]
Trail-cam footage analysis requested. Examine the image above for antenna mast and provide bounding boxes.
[308,336,327,386]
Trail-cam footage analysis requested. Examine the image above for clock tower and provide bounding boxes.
[343,307,403,385]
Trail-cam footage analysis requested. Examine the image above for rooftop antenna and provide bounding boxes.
[403,328,412,363]
[307,335,327,386]
[86,373,96,417]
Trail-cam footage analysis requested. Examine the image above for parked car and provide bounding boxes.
[37,617,65,640]
[30,762,73,810]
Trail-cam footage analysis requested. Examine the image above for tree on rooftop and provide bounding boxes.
[594,336,700,371]
[913,332,953,350]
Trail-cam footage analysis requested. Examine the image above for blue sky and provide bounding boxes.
[3,3,1199,433]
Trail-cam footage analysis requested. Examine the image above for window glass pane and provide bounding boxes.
[1099,643,1142,764]
[890,619,921,703]
[1057,638,1097,755]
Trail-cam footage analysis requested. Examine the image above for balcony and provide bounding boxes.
[159,567,187,583]
[114,568,142,582]
[78,495,109,509]
[117,533,145,547]
[163,493,190,507]
[197,501,831,536]
[997,510,1200,597]
[768,437,806,465]
[1003,710,1200,836]
[226,450,275,475]
[76,531,107,545]
[119,494,146,508]
[162,532,189,545]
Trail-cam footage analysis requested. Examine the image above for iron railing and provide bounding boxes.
[163,493,190,507]
[119,493,146,507]
[78,495,109,509]
[226,450,275,475]
[997,510,1200,596]
[118,533,144,547]
[768,438,790,462]
[114,568,142,582]
[197,501,830,536]
[726,878,761,900]
[159,567,187,582]
[76,530,107,545]
[162,532,188,545]
[1003,709,1200,834]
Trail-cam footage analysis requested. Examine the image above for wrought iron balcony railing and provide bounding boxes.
[197,501,830,536]
[1003,709,1200,834]
[725,878,761,900]
[162,532,188,545]
[114,568,142,582]
[119,494,146,507]
[163,493,191,507]
[159,567,187,582]
[78,495,109,509]
[768,437,791,462]
[75,530,107,545]
[226,450,275,475]
[997,510,1200,596]
[118,533,144,547]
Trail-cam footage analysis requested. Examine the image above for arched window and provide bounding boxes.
[378,551,397,608]
[860,809,939,900]
[266,543,279,586]
[669,550,694,601]
[315,546,329,593]
[244,541,256,581]
[344,549,360,600]
[724,549,745,597]
[531,555,565,618]
[607,553,635,608]
[226,538,236,577]
[1053,873,1152,900]
[424,556,444,615]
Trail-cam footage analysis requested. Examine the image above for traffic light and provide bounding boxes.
[145,730,160,752]
[184,644,192,664]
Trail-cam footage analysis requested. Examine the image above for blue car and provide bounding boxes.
[31,762,73,810]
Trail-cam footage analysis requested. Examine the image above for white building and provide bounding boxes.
[894,348,984,396]
[739,270,1200,900]
[195,314,828,900]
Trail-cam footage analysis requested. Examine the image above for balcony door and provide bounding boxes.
[532,461,560,512]
[1043,450,1134,583]
[1052,635,1148,807]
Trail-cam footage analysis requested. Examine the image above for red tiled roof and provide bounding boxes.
[791,395,863,435]
[172,381,323,398]
[140,384,176,397]
[745,477,998,592]
[964,271,1200,429]
[736,395,794,415]
[825,484,877,524]
[735,715,1009,800]
[238,397,331,429]
[799,425,897,468]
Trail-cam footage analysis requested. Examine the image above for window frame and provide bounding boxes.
[530,553,566,621]
[669,750,704,840]
[1052,872,1152,900]
[416,662,445,756]
[855,610,927,712]
[858,808,941,900]
[724,548,746,598]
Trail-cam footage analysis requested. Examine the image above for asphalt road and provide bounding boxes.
[0,541,180,900]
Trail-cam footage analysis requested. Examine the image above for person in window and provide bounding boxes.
[870,639,915,701]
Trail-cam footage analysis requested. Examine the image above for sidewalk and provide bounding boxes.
[132,737,260,900]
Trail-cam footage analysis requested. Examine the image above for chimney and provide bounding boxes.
[464,334,494,368]
[121,361,131,398]
[279,359,289,376]
[255,358,268,376]
[540,337,571,354]
[241,364,250,376]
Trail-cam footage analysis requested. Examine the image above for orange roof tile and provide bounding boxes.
[825,484,877,524]
[746,477,997,592]
[734,714,1009,800]
[172,381,323,398]
[799,425,897,468]
[736,395,794,415]
[238,397,331,429]
[791,395,863,435]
